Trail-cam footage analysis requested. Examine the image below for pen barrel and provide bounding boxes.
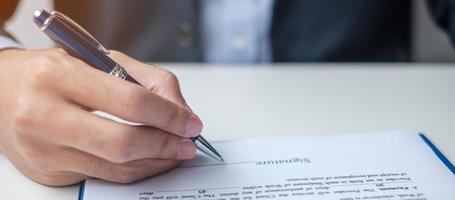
[41,18,117,74]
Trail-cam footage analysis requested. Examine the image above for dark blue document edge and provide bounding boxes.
[77,133,455,200]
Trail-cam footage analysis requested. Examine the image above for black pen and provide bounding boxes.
[33,9,223,162]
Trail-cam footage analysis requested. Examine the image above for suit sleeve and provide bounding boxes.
[0,0,22,49]
[426,0,455,47]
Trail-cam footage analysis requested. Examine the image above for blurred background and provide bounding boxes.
[4,0,455,62]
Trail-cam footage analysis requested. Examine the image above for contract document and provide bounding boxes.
[79,131,455,200]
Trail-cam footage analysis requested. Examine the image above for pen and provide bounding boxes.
[33,9,223,162]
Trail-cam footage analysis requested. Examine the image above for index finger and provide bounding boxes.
[57,56,203,137]
[110,51,187,106]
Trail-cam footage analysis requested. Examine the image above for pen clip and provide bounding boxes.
[50,11,110,55]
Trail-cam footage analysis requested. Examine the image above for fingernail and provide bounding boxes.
[177,139,196,160]
[185,115,203,137]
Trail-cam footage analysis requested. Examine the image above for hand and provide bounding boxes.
[0,48,203,186]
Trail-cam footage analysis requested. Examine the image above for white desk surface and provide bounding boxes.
[1,63,454,199]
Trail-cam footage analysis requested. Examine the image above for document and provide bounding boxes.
[80,131,455,200]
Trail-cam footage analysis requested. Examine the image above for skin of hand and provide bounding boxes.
[0,48,203,186]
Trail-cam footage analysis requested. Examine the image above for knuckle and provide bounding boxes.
[17,144,49,171]
[27,63,55,87]
[103,127,135,163]
[163,105,185,132]
[163,70,179,84]
[155,134,172,158]
[35,50,64,66]
[13,95,38,131]
[25,50,68,87]
[120,88,146,119]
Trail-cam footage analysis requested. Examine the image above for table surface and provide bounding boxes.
[1,63,454,199]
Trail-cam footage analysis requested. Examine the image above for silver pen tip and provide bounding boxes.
[211,154,224,162]
[194,136,224,162]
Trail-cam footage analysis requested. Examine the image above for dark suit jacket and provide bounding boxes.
[1,0,454,62]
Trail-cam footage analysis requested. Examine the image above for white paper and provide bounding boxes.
[81,131,455,200]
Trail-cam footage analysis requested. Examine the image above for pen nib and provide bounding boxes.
[194,136,224,162]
